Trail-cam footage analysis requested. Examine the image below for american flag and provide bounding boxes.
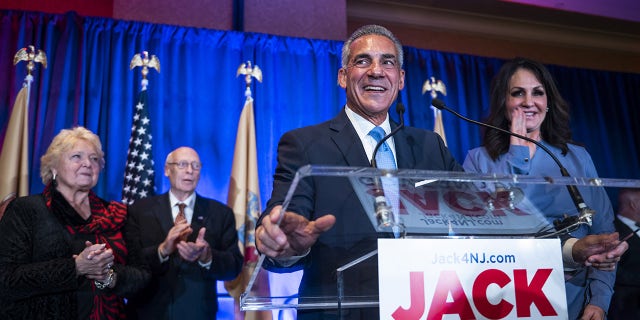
[121,88,155,205]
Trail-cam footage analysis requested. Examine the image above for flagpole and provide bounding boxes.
[13,45,47,110]
[226,61,271,320]
[24,74,32,112]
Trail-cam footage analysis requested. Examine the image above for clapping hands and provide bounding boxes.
[176,227,211,263]
[74,241,114,281]
[159,223,211,264]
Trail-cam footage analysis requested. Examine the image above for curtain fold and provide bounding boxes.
[1,10,639,208]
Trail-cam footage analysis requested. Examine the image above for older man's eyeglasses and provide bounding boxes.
[168,161,202,170]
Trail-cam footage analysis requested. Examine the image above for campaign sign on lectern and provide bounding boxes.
[378,238,567,319]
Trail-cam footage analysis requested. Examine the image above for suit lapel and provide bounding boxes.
[189,195,209,240]
[329,109,371,167]
[154,193,175,235]
[327,109,417,168]
[616,218,637,240]
[393,124,415,169]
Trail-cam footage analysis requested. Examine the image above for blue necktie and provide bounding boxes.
[368,126,396,169]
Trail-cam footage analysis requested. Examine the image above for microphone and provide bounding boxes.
[371,99,405,233]
[431,98,594,233]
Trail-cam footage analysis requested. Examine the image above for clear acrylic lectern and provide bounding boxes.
[240,165,640,313]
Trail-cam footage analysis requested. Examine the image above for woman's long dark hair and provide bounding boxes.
[483,57,573,160]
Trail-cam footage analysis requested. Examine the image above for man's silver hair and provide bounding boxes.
[341,24,404,68]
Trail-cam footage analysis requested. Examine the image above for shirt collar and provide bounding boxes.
[344,105,393,141]
[618,215,639,230]
[169,191,196,209]
[344,105,396,165]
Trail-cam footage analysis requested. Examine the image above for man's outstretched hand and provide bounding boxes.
[256,205,336,259]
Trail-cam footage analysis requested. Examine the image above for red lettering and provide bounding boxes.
[472,269,514,318]
[443,191,486,217]
[427,270,476,320]
[392,272,426,320]
[514,269,557,317]
[400,189,440,216]
[391,268,558,319]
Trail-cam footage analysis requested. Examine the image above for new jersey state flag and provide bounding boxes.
[225,95,271,320]
[0,86,30,218]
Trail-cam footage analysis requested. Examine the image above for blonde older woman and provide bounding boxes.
[0,126,150,319]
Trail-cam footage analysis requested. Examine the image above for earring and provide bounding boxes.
[52,172,58,187]
[546,107,550,112]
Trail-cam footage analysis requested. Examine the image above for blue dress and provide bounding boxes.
[464,142,615,319]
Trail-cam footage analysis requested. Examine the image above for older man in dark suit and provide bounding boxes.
[256,25,462,320]
[609,188,640,319]
[125,146,242,319]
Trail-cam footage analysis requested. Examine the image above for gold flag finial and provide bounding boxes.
[237,61,262,86]
[130,51,160,90]
[13,45,47,76]
[422,76,446,99]
[130,51,160,80]
[423,76,448,146]
[237,61,262,97]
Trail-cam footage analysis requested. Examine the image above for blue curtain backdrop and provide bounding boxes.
[2,9,639,208]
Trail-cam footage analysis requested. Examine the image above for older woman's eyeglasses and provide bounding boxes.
[167,161,202,170]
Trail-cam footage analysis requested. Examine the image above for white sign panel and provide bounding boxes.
[378,238,567,319]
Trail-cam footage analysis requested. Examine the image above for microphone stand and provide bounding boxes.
[431,98,594,237]
[371,100,405,236]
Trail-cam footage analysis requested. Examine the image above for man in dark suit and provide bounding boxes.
[125,146,242,320]
[609,188,640,319]
[255,25,462,319]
